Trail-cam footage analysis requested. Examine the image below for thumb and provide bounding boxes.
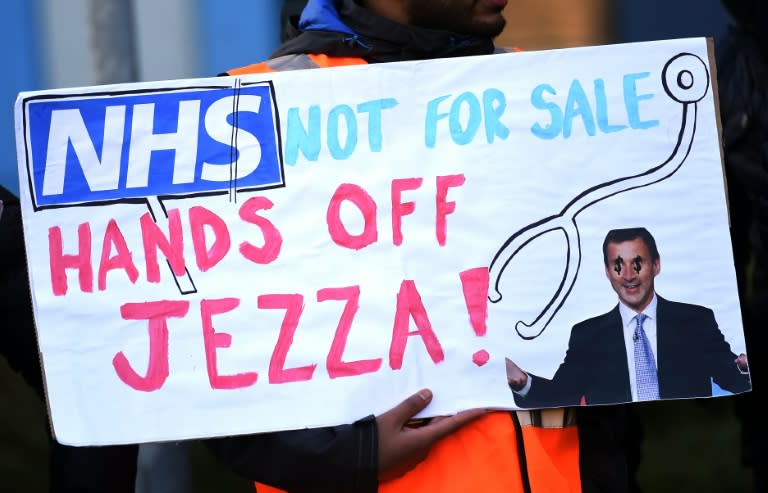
[385,389,432,425]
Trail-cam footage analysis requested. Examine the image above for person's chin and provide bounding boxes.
[475,17,506,38]
[619,292,642,309]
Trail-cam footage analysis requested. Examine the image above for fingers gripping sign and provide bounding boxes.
[376,389,486,481]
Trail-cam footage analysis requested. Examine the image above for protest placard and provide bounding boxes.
[14,37,749,445]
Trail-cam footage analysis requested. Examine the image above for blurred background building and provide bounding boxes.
[1,0,733,195]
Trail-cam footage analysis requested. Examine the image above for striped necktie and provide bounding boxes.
[633,313,660,400]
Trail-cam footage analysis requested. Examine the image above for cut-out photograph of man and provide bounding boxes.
[506,227,751,407]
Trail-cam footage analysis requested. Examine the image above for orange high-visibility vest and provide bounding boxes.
[378,411,581,493]
[225,53,368,74]
[227,54,582,493]
[252,411,580,493]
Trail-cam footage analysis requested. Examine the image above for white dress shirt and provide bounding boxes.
[618,293,659,402]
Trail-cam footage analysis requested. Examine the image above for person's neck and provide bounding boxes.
[621,292,657,315]
[357,0,409,25]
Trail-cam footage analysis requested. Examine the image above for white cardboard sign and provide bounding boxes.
[14,37,749,445]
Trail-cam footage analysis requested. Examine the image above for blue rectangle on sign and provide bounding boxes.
[23,83,283,209]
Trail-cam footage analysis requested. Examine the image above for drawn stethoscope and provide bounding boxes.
[487,52,710,340]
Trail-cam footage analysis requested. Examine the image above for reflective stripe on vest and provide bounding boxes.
[225,53,368,75]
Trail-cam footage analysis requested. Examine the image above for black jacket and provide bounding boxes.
[0,186,44,398]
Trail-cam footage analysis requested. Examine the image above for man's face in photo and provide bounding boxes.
[604,238,660,312]
[406,0,507,38]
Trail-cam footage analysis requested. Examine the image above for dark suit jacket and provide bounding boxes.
[515,296,752,408]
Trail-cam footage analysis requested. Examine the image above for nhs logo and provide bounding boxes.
[21,82,284,209]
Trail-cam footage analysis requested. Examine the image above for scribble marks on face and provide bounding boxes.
[614,256,623,275]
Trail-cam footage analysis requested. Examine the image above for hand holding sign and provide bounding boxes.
[376,389,486,481]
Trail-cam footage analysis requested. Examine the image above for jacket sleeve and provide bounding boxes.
[203,415,378,493]
[700,308,752,394]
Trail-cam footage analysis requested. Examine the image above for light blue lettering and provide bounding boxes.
[327,104,357,160]
[594,79,627,133]
[563,79,596,138]
[483,88,510,143]
[624,72,659,130]
[357,98,398,152]
[530,84,562,140]
[285,105,321,165]
[425,95,452,148]
[450,92,482,145]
